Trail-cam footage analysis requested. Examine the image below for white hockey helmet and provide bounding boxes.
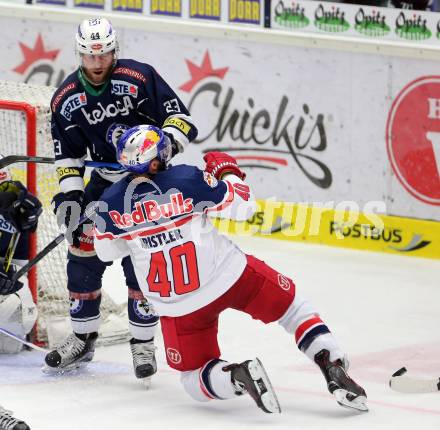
[0,154,11,183]
[76,17,118,56]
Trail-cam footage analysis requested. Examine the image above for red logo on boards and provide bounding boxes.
[179,51,229,93]
[386,76,440,205]
[13,33,60,75]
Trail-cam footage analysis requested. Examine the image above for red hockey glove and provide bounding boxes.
[203,152,246,180]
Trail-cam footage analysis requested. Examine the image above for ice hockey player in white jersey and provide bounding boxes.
[93,125,368,413]
[0,162,39,355]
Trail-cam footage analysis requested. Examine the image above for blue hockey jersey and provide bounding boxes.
[0,180,31,266]
[51,59,198,193]
[0,215,29,264]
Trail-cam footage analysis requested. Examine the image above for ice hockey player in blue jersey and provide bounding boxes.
[0,161,40,356]
[92,125,368,414]
[44,17,198,379]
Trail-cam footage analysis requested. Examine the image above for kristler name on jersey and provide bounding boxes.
[140,229,184,250]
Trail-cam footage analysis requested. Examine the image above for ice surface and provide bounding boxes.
[1,236,440,429]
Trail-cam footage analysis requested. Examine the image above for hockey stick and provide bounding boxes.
[11,204,98,285]
[0,154,123,170]
[3,232,21,272]
[0,327,48,352]
[389,367,440,393]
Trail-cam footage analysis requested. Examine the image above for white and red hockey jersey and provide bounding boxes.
[93,164,256,316]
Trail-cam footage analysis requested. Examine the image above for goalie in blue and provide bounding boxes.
[0,160,40,355]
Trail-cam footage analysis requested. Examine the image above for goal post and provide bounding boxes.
[0,99,38,304]
[0,80,129,347]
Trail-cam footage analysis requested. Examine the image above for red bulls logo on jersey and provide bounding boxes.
[109,192,193,228]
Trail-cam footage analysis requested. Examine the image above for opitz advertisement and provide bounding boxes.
[271,0,440,45]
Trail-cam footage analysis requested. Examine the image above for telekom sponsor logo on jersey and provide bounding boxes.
[60,92,87,120]
[82,95,135,125]
[110,80,138,97]
[109,192,193,228]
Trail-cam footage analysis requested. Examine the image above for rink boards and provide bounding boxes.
[214,200,440,260]
[0,4,439,259]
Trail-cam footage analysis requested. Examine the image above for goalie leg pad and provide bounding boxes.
[0,296,24,353]
[0,283,37,354]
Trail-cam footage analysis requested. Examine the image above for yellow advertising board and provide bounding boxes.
[213,200,440,260]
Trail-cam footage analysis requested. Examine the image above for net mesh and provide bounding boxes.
[0,80,128,345]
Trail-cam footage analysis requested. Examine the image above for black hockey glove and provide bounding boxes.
[0,181,42,232]
[52,190,84,247]
[0,266,23,295]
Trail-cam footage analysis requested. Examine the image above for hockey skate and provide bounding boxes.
[223,358,281,414]
[0,406,30,430]
[314,349,368,412]
[130,338,157,388]
[43,332,98,374]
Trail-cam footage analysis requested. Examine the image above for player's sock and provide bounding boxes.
[44,331,98,372]
[197,359,238,400]
[129,337,157,379]
[69,291,102,334]
[314,349,368,412]
[301,332,345,363]
[127,295,159,341]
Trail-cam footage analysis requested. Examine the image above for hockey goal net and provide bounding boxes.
[0,80,129,347]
